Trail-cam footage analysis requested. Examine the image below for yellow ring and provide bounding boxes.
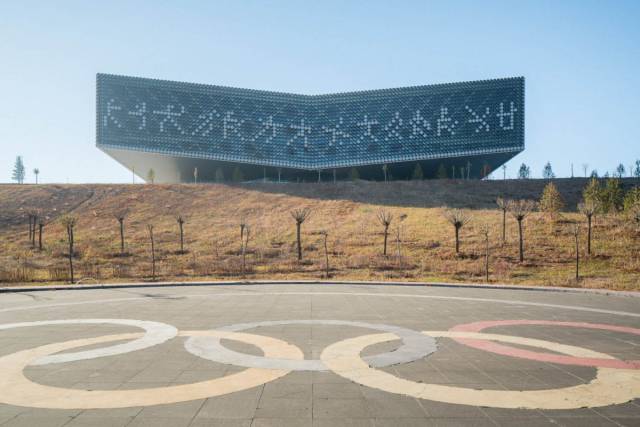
[0,330,303,409]
[320,331,640,409]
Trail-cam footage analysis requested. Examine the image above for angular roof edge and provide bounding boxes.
[97,73,524,100]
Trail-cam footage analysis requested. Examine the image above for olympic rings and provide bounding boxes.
[320,330,640,409]
[185,320,437,371]
[449,320,640,369]
[0,319,178,366]
[0,330,302,409]
[0,317,638,410]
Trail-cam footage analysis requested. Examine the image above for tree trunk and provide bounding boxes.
[240,224,245,254]
[149,230,156,280]
[587,215,592,255]
[179,223,184,253]
[324,234,329,278]
[32,215,37,247]
[296,222,302,260]
[38,223,43,250]
[67,225,74,283]
[485,236,489,282]
[119,219,125,255]
[383,225,388,255]
[518,219,524,262]
[575,233,580,280]
[454,226,460,254]
[241,239,247,277]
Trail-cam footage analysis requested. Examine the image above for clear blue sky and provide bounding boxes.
[1,0,638,183]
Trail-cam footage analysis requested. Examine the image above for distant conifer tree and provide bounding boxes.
[542,162,555,179]
[518,163,530,179]
[12,156,25,184]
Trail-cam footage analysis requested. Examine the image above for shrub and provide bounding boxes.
[539,182,564,219]
[600,178,624,213]
[623,187,640,213]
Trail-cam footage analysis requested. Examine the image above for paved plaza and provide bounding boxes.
[0,283,638,426]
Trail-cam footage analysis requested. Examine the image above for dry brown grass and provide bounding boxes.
[0,179,639,290]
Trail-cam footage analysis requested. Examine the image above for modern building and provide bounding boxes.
[97,74,524,183]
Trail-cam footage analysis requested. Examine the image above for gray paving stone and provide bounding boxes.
[0,283,638,426]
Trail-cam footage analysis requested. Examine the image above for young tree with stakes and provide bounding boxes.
[114,208,129,256]
[443,209,471,254]
[481,224,490,282]
[376,210,393,256]
[147,224,156,281]
[578,200,598,255]
[291,208,311,261]
[60,215,77,283]
[509,199,536,262]
[175,215,186,254]
[37,217,44,250]
[496,197,509,243]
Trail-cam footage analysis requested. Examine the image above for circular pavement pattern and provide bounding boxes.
[185,319,437,371]
[0,284,638,421]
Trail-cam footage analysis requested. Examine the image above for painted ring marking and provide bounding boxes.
[0,319,178,366]
[449,320,640,369]
[184,319,437,371]
[0,330,303,409]
[320,330,640,409]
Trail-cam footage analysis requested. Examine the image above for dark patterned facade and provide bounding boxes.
[96,74,524,182]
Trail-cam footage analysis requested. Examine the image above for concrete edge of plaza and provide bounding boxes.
[0,280,638,298]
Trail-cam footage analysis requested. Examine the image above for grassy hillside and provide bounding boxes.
[1,178,639,290]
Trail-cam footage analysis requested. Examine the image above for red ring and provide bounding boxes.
[449,320,640,369]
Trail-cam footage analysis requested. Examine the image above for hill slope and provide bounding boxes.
[1,179,638,290]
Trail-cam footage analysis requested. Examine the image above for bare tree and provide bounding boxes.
[175,215,186,254]
[582,163,589,178]
[496,197,509,244]
[443,209,471,254]
[481,224,490,282]
[27,210,39,247]
[291,208,312,261]
[60,215,77,283]
[578,200,598,255]
[147,224,156,280]
[114,208,129,256]
[239,216,247,254]
[320,230,330,278]
[508,199,536,262]
[376,210,393,256]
